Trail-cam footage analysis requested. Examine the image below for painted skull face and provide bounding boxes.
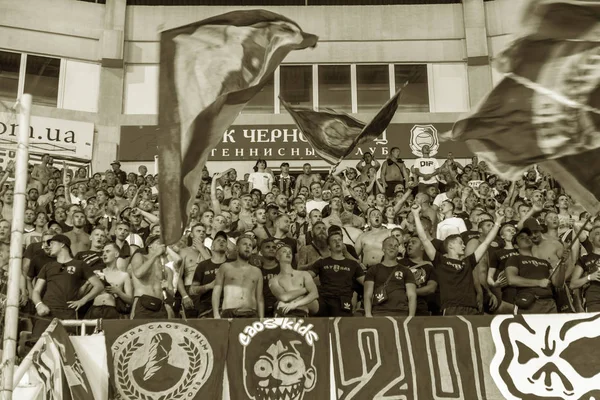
[491,314,600,400]
[244,331,316,400]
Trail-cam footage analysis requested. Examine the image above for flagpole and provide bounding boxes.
[1,94,31,400]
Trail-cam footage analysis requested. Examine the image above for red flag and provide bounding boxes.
[158,10,317,244]
[446,0,600,212]
[280,86,404,165]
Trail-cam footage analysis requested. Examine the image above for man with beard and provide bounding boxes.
[289,197,309,243]
[85,243,133,319]
[212,235,264,318]
[570,226,600,312]
[487,223,520,313]
[64,210,90,255]
[505,228,568,314]
[188,231,228,318]
[400,236,437,316]
[364,236,417,317]
[412,204,505,315]
[270,244,319,318]
[308,231,365,317]
[256,238,280,317]
[75,228,107,271]
[177,223,211,311]
[298,222,329,270]
[355,209,392,267]
[130,235,175,319]
[272,214,298,267]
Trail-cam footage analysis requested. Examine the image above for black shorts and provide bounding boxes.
[274,308,309,318]
[131,297,169,320]
[85,305,121,320]
[316,297,353,317]
[221,308,258,318]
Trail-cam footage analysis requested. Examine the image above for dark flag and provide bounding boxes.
[281,86,404,165]
[226,318,330,400]
[104,319,230,400]
[445,0,600,212]
[158,10,318,245]
[44,319,92,400]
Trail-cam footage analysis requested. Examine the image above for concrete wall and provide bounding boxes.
[0,0,522,172]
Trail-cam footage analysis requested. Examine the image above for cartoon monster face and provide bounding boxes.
[491,313,600,400]
[243,331,316,400]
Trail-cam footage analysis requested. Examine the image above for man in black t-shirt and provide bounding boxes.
[364,236,416,317]
[31,234,104,339]
[505,228,567,314]
[308,231,365,317]
[188,231,228,318]
[400,236,437,316]
[412,204,504,315]
[570,226,600,312]
[487,223,519,312]
[24,232,55,299]
[75,227,107,272]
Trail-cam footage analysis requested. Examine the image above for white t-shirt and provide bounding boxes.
[433,192,449,208]
[414,158,440,184]
[306,199,328,214]
[436,217,467,241]
[248,172,273,195]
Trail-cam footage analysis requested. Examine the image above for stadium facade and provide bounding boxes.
[0,0,520,174]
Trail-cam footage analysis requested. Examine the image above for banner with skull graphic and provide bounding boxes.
[226,317,330,400]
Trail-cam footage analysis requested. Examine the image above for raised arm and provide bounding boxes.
[210,173,223,216]
[411,205,437,261]
[473,210,505,263]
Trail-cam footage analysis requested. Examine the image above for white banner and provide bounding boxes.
[0,112,94,160]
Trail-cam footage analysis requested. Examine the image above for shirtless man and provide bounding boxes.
[130,235,175,319]
[355,209,391,267]
[381,147,409,198]
[534,212,565,268]
[253,207,269,243]
[64,210,90,255]
[414,193,438,229]
[269,244,319,317]
[212,236,264,318]
[294,163,320,198]
[237,194,254,232]
[177,223,211,309]
[86,243,133,319]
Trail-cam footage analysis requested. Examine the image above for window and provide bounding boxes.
[0,51,21,103]
[243,75,274,113]
[357,65,389,112]
[394,64,429,112]
[24,55,61,107]
[280,65,313,109]
[318,65,351,112]
[123,65,159,115]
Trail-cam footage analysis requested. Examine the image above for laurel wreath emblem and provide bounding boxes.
[115,336,203,400]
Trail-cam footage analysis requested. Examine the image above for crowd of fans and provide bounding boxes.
[1,146,599,352]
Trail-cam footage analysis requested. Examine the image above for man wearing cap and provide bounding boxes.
[24,231,56,303]
[269,243,319,318]
[188,231,229,318]
[31,234,104,339]
[111,160,127,185]
[308,231,365,317]
[212,235,264,319]
[130,235,175,319]
[355,208,392,267]
[505,228,568,314]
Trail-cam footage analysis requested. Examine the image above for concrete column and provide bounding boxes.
[92,0,126,173]
[462,0,493,107]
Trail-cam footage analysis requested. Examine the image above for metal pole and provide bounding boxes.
[1,94,31,400]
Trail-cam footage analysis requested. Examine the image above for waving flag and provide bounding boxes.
[158,10,318,244]
[281,85,404,166]
[446,0,600,212]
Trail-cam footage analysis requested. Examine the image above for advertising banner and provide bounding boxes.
[120,123,471,162]
[0,112,95,160]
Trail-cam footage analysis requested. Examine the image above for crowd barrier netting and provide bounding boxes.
[15,313,600,400]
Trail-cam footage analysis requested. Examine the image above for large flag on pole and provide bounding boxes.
[158,10,318,245]
[445,0,600,212]
[280,85,404,166]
